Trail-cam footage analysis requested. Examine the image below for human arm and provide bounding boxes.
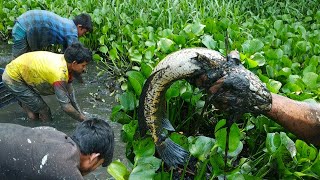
[266,93,320,146]
[53,81,86,121]
[66,83,81,112]
[205,50,320,146]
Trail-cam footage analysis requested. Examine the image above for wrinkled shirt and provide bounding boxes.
[5,51,73,104]
[16,10,78,50]
[0,123,83,180]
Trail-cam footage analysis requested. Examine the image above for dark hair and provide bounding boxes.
[73,13,93,32]
[64,42,92,63]
[71,118,114,167]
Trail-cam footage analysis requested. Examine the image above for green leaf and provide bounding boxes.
[93,53,102,62]
[266,65,276,78]
[265,48,283,60]
[188,136,215,161]
[111,106,132,124]
[202,35,217,49]
[126,71,146,95]
[157,38,174,53]
[165,85,180,100]
[295,140,317,161]
[251,52,266,66]
[141,63,153,78]
[267,80,282,93]
[242,39,264,55]
[280,132,296,158]
[302,72,318,89]
[295,41,311,53]
[122,120,138,142]
[129,49,142,63]
[170,133,189,149]
[274,20,284,31]
[303,65,316,75]
[107,161,130,180]
[278,67,291,77]
[133,138,155,159]
[266,133,281,153]
[109,48,118,61]
[173,34,186,45]
[215,120,242,154]
[99,45,108,54]
[281,82,302,94]
[184,22,205,36]
[129,163,157,180]
[119,92,136,111]
[135,156,161,171]
[246,58,259,68]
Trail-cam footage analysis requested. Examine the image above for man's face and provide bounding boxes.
[80,157,105,176]
[77,25,88,37]
[72,61,88,75]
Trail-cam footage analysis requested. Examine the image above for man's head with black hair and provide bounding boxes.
[71,117,115,174]
[73,13,93,36]
[64,42,92,64]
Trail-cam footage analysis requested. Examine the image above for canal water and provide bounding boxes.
[0,43,128,179]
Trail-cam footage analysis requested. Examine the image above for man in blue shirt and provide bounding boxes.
[12,10,93,58]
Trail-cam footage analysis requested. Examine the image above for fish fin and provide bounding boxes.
[157,138,189,167]
[162,118,175,131]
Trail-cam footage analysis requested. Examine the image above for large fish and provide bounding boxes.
[138,47,271,167]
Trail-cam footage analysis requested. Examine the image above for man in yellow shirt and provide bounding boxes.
[2,42,91,121]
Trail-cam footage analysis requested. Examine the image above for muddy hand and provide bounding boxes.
[207,51,272,114]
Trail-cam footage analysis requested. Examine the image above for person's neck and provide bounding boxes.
[67,63,73,73]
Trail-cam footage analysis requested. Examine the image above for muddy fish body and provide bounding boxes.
[138,48,227,167]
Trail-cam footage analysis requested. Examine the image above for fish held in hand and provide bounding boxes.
[138,48,271,167]
[138,48,226,167]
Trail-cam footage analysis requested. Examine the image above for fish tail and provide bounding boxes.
[156,138,189,167]
[162,118,175,131]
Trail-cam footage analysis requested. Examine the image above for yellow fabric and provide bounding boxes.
[5,51,69,95]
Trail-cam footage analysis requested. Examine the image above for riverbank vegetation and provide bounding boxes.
[1,0,320,179]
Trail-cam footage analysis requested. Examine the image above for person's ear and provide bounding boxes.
[89,153,100,163]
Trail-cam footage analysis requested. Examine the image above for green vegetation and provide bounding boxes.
[1,0,320,179]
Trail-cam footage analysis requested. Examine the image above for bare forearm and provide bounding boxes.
[61,103,85,122]
[266,93,320,146]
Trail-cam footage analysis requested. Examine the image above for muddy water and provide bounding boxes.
[0,42,128,179]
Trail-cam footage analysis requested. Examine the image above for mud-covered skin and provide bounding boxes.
[208,50,272,114]
[138,48,272,167]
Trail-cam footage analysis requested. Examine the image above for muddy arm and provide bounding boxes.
[66,83,81,113]
[266,93,320,146]
[54,81,86,122]
[60,103,86,121]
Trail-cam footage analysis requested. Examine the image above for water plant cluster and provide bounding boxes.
[1,0,320,179]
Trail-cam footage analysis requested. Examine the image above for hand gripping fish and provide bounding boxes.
[138,47,271,167]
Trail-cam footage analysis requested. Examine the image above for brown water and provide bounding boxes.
[0,42,128,179]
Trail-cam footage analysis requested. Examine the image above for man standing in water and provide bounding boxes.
[12,10,92,58]
[12,10,93,83]
[2,42,91,121]
[0,117,115,179]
